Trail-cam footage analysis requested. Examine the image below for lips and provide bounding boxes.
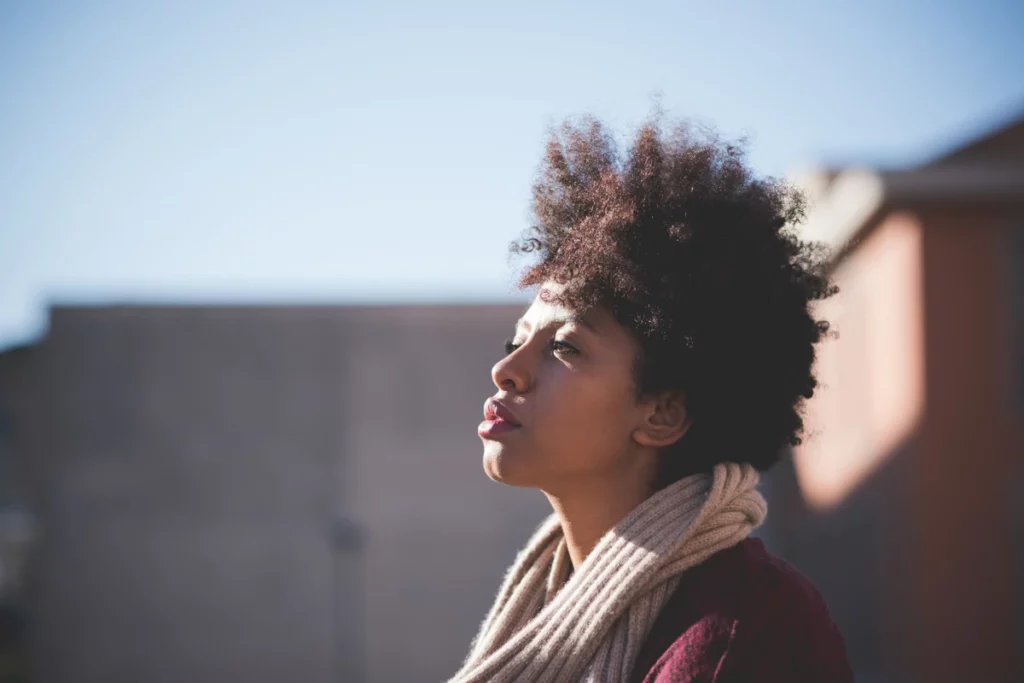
[484,398,521,426]
[479,398,523,439]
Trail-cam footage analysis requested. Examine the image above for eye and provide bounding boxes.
[551,339,579,355]
[504,338,521,355]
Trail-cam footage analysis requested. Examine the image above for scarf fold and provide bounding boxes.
[448,462,767,683]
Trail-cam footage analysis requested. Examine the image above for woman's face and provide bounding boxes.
[479,282,650,492]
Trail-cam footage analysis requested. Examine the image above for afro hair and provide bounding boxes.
[512,113,837,482]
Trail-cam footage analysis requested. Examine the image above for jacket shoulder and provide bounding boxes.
[634,538,854,683]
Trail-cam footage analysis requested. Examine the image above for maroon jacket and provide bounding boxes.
[629,537,854,683]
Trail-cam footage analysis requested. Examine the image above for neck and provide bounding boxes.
[542,453,659,569]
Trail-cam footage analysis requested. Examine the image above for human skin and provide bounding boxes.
[479,281,691,568]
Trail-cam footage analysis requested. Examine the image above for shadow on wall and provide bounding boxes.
[759,438,916,683]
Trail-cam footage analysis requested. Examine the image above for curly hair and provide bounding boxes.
[511,113,837,480]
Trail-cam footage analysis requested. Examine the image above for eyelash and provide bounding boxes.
[503,338,578,356]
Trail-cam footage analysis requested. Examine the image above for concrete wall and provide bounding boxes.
[1,303,551,683]
[337,305,549,683]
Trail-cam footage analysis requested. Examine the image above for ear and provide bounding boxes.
[632,391,691,449]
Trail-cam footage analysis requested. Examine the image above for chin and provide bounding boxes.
[481,442,540,488]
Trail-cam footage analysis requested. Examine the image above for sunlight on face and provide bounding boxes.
[478,282,646,493]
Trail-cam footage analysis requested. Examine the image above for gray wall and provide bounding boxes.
[0,303,548,683]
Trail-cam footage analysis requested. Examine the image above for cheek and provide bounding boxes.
[534,369,636,466]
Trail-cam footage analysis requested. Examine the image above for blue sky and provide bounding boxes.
[2,0,1023,349]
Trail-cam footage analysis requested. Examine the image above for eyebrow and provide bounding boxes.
[515,314,594,333]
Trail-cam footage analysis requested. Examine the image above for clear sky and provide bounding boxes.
[2,0,1023,349]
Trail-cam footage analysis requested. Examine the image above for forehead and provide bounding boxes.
[516,283,584,326]
[519,293,573,323]
[516,287,623,337]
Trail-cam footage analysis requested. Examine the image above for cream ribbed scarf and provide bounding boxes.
[447,462,767,683]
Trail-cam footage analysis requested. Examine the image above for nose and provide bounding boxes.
[491,345,530,394]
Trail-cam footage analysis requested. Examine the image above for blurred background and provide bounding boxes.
[1,1,1022,682]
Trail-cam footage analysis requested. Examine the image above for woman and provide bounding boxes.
[448,113,853,683]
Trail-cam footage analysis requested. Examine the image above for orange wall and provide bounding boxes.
[912,207,1023,681]
[789,212,926,678]
[795,212,924,510]
[792,207,1024,682]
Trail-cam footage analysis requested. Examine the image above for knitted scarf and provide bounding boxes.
[447,462,767,683]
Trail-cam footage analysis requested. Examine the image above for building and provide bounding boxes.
[0,304,552,683]
[777,112,1024,682]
